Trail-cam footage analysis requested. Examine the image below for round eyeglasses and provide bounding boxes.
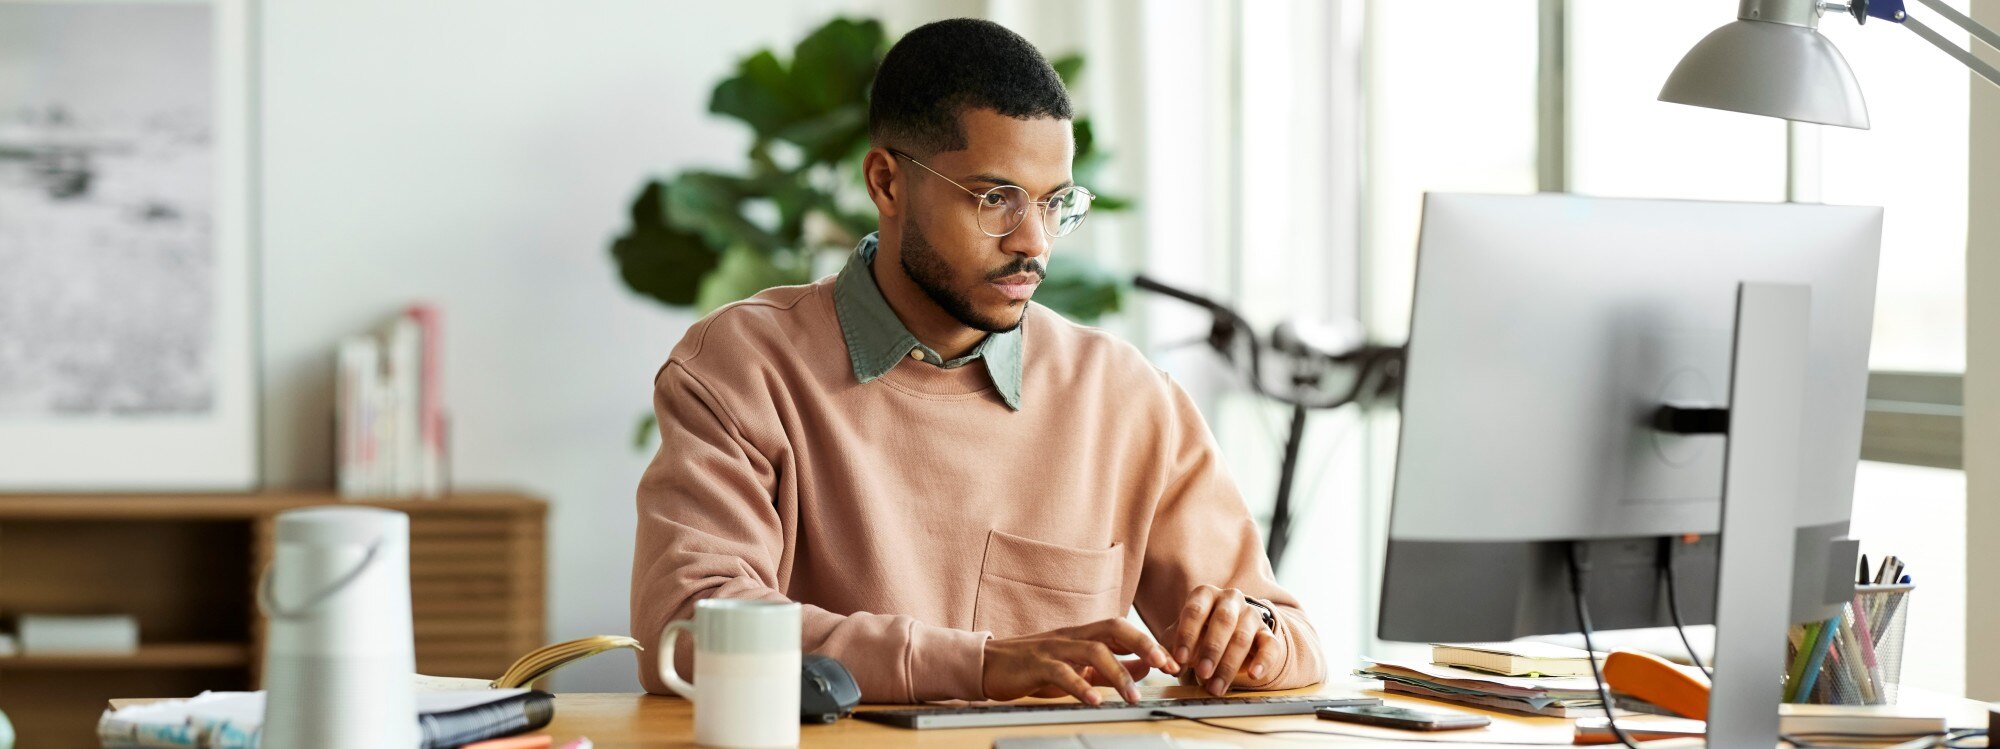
[889,149,1094,239]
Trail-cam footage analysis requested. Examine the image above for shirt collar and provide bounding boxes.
[833,233,1024,411]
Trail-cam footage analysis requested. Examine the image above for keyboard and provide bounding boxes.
[854,694,1382,730]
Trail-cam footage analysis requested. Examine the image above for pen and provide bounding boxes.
[1859,554,1871,586]
[1792,616,1841,703]
[1848,591,1884,703]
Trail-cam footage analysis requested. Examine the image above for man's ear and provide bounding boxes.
[862,146,901,219]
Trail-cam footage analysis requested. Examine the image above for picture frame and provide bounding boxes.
[0,0,258,490]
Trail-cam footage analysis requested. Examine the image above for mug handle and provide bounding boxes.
[658,619,697,699]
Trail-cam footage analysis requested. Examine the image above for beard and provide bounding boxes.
[899,219,1039,334]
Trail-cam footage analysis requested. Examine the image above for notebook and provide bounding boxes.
[1431,642,1604,677]
[414,634,643,691]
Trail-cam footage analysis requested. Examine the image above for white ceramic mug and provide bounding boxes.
[659,598,803,748]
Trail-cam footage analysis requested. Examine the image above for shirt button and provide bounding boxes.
[909,348,924,361]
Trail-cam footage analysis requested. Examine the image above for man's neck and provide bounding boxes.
[869,250,987,361]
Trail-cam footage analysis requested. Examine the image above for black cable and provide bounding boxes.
[1658,537,1713,677]
[1567,542,1646,749]
[1147,711,1552,744]
[1148,710,1357,738]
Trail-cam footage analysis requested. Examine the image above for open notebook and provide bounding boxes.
[414,634,643,691]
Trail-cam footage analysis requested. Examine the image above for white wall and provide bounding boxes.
[256,0,968,691]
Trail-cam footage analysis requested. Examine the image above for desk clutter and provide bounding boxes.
[95,637,638,749]
[1353,638,1971,746]
[1358,643,1634,718]
[98,689,555,749]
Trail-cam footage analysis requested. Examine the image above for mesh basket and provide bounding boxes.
[1783,583,1913,705]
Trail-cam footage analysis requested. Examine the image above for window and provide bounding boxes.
[1568,2,1788,201]
[1363,0,1539,341]
[1818,9,1970,373]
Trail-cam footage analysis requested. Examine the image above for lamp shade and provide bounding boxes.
[1659,18,1870,129]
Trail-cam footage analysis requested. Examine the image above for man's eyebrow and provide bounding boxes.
[964,173,1078,195]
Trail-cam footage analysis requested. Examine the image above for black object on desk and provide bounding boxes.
[803,654,862,723]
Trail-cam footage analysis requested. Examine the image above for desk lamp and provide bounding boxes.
[1660,0,1999,128]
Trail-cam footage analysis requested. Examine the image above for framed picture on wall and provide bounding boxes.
[0,0,258,490]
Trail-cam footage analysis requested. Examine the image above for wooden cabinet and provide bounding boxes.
[0,491,546,746]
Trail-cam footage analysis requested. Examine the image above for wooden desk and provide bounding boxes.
[526,682,1994,749]
[108,681,1989,747]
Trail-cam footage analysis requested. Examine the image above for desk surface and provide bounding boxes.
[527,682,1993,749]
[109,681,1990,748]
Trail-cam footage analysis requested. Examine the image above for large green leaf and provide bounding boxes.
[710,50,802,137]
[610,181,723,307]
[788,18,884,114]
[773,104,868,167]
[665,171,784,254]
[694,244,814,312]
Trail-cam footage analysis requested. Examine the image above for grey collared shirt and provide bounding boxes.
[832,233,1024,411]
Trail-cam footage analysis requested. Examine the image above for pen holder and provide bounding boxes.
[1783,583,1913,706]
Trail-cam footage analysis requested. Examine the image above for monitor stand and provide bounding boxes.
[1707,282,1811,748]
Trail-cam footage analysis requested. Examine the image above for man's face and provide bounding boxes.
[897,109,1074,333]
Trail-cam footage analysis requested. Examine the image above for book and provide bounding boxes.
[1379,679,1622,719]
[1431,641,1603,677]
[336,304,448,498]
[19,613,139,654]
[414,634,646,691]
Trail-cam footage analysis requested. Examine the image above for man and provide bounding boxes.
[631,18,1325,705]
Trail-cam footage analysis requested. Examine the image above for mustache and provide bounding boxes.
[986,258,1047,282]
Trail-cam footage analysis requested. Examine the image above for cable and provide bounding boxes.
[1146,711,1555,744]
[1566,542,1646,749]
[1148,710,1357,738]
[1657,537,1713,677]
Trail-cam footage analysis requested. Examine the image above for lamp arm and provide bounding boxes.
[1902,14,2000,87]
[1909,0,2000,57]
[1873,0,2000,87]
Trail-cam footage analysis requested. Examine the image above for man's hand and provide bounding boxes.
[982,618,1181,705]
[1169,585,1281,696]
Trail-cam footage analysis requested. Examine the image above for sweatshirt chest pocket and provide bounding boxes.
[971,529,1126,638]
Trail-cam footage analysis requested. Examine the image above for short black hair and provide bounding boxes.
[868,18,1072,156]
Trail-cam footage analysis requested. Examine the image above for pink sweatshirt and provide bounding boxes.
[631,275,1326,702]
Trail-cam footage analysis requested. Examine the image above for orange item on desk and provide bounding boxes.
[1602,650,1712,719]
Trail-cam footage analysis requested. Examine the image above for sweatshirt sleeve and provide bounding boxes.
[1131,373,1327,690]
[630,360,991,703]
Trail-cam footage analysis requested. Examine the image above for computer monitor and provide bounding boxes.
[1379,193,1882,643]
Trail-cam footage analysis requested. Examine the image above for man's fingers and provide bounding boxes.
[1041,658,1101,706]
[1080,658,1153,688]
[1082,618,1178,674]
[1058,640,1140,704]
[1173,587,1219,665]
[1208,618,1259,696]
[1123,657,1154,682]
[1195,595,1244,681]
[1240,627,1282,684]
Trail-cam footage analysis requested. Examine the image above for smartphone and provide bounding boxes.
[1315,705,1491,731]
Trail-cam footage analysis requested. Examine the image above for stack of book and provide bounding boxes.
[1358,642,1629,718]
[337,304,446,498]
[1360,658,1628,718]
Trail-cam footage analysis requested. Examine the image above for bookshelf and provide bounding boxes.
[0,491,546,745]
